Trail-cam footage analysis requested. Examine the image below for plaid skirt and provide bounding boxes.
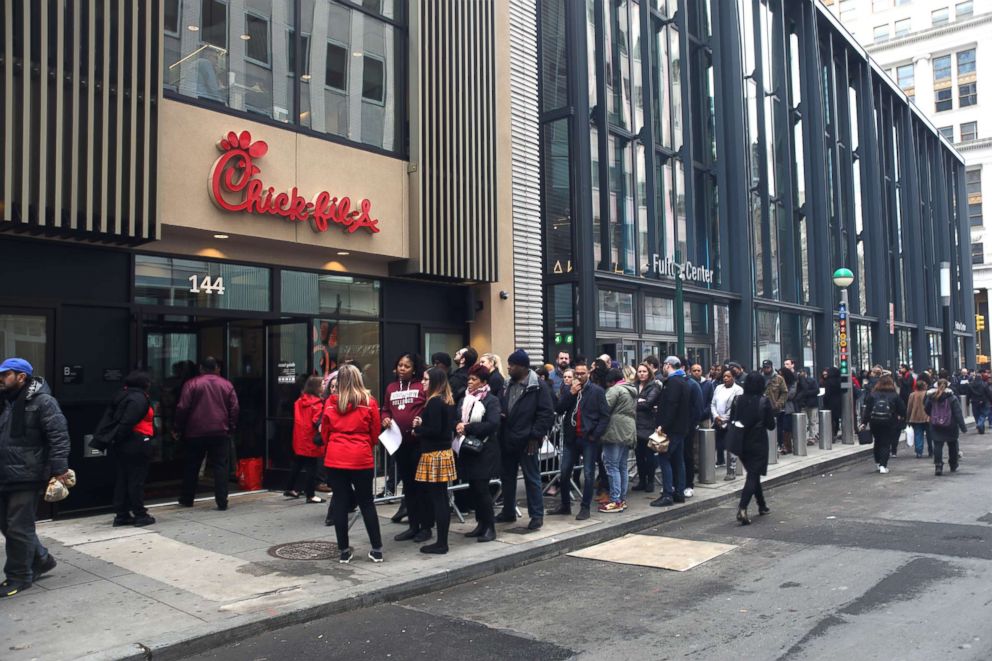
[415,449,458,483]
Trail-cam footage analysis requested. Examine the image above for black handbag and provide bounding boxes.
[460,435,486,454]
[724,399,745,457]
[857,427,874,445]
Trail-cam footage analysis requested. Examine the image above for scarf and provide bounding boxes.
[461,384,490,423]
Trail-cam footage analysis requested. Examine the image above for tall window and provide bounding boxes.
[162,1,407,154]
[873,25,890,43]
[972,242,984,264]
[894,18,911,37]
[938,125,954,140]
[932,8,950,26]
[956,1,974,19]
[968,168,983,227]
[961,121,978,142]
[896,63,914,93]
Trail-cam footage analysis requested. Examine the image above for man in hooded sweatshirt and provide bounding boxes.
[0,358,70,598]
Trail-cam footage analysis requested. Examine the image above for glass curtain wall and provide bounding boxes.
[163,0,406,153]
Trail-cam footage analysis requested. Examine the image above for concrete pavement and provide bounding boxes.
[1,440,875,660]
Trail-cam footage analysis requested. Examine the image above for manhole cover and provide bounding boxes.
[267,541,338,560]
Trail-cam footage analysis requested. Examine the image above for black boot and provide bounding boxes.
[645,475,655,493]
[477,526,496,543]
[464,522,485,538]
[391,502,408,523]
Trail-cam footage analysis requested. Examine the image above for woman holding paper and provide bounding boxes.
[411,368,457,554]
[455,364,502,543]
[381,353,427,535]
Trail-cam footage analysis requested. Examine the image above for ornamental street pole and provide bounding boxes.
[834,268,855,445]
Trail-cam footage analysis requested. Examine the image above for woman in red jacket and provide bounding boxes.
[284,376,326,503]
[322,364,383,563]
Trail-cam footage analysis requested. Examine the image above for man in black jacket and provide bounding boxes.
[795,368,820,443]
[0,358,71,598]
[548,358,610,520]
[497,349,554,530]
[448,347,477,403]
[969,371,991,434]
[651,357,692,506]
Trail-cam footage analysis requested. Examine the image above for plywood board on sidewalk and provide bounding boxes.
[568,534,737,571]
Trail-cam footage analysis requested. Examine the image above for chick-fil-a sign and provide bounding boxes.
[208,130,380,234]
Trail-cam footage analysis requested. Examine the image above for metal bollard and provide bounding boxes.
[960,395,969,419]
[819,410,833,450]
[767,428,778,465]
[792,412,807,456]
[698,428,716,484]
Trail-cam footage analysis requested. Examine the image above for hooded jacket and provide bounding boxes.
[292,393,327,458]
[322,394,381,470]
[602,382,638,446]
[0,378,71,489]
[499,370,554,452]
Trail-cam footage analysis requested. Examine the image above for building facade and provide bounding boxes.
[824,0,991,364]
[538,0,974,376]
[0,1,535,512]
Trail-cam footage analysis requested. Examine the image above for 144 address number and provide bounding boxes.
[188,275,226,295]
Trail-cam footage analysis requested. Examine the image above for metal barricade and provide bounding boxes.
[819,410,833,450]
[792,412,807,456]
[697,427,716,484]
[767,428,778,465]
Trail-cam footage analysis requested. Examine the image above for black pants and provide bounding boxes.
[468,478,494,528]
[326,468,382,551]
[422,481,450,547]
[830,407,842,437]
[634,436,652,484]
[285,454,319,498]
[112,442,150,517]
[396,443,433,531]
[933,437,960,470]
[180,435,229,507]
[871,425,900,468]
[738,469,765,511]
[715,427,727,465]
[0,488,45,584]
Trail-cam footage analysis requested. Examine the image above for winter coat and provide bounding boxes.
[898,372,916,404]
[380,380,425,445]
[925,390,968,442]
[456,392,501,481]
[489,371,506,399]
[499,370,555,452]
[602,383,638,447]
[764,373,788,411]
[99,387,154,457]
[656,372,693,438]
[292,394,326,458]
[175,373,240,439]
[905,390,929,424]
[969,378,991,406]
[0,378,71,489]
[699,379,716,423]
[635,380,662,440]
[711,383,743,428]
[412,396,456,453]
[449,367,470,403]
[556,381,610,443]
[685,377,704,426]
[860,390,907,431]
[322,395,381,470]
[731,394,776,476]
[823,368,843,413]
[795,375,819,409]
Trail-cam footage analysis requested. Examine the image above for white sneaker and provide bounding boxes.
[879,466,889,474]
[684,488,694,498]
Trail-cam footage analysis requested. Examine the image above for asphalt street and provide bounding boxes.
[185,432,992,661]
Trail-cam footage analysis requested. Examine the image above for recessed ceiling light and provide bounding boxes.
[337,251,350,256]
[213,234,229,239]
[187,24,199,31]
[240,33,251,40]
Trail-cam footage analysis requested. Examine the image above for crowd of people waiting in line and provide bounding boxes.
[0,349,977,597]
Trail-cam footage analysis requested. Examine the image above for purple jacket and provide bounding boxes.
[175,374,240,439]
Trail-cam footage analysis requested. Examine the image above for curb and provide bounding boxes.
[97,446,872,661]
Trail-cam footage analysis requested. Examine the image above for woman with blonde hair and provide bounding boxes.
[412,367,458,554]
[479,352,506,396]
[321,364,383,564]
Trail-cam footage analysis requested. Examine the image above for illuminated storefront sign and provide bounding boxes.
[209,130,381,235]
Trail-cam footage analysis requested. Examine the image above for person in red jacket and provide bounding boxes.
[284,376,327,503]
[322,364,383,564]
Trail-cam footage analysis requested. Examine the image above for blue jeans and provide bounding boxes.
[911,423,927,456]
[974,401,988,432]
[602,443,630,503]
[501,445,545,520]
[656,434,686,497]
[561,436,601,509]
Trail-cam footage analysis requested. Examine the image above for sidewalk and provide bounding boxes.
[3,441,873,661]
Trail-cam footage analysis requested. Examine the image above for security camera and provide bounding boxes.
[499,290,509,300]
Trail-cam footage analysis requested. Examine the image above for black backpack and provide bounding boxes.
[870,394,895,424]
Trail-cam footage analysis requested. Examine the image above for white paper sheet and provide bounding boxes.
[379,423,403,456]
[452,434,463,456]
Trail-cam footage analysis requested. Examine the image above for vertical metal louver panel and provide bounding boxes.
[508,0,544,362]
[415,0,497,281]
[0,0,160,243]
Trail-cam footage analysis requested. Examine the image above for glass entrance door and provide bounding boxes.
[598,338,639,369]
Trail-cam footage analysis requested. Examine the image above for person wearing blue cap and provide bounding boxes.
[0,357,71,598]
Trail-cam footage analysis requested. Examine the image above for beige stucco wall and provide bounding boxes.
[157,99,409,266]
